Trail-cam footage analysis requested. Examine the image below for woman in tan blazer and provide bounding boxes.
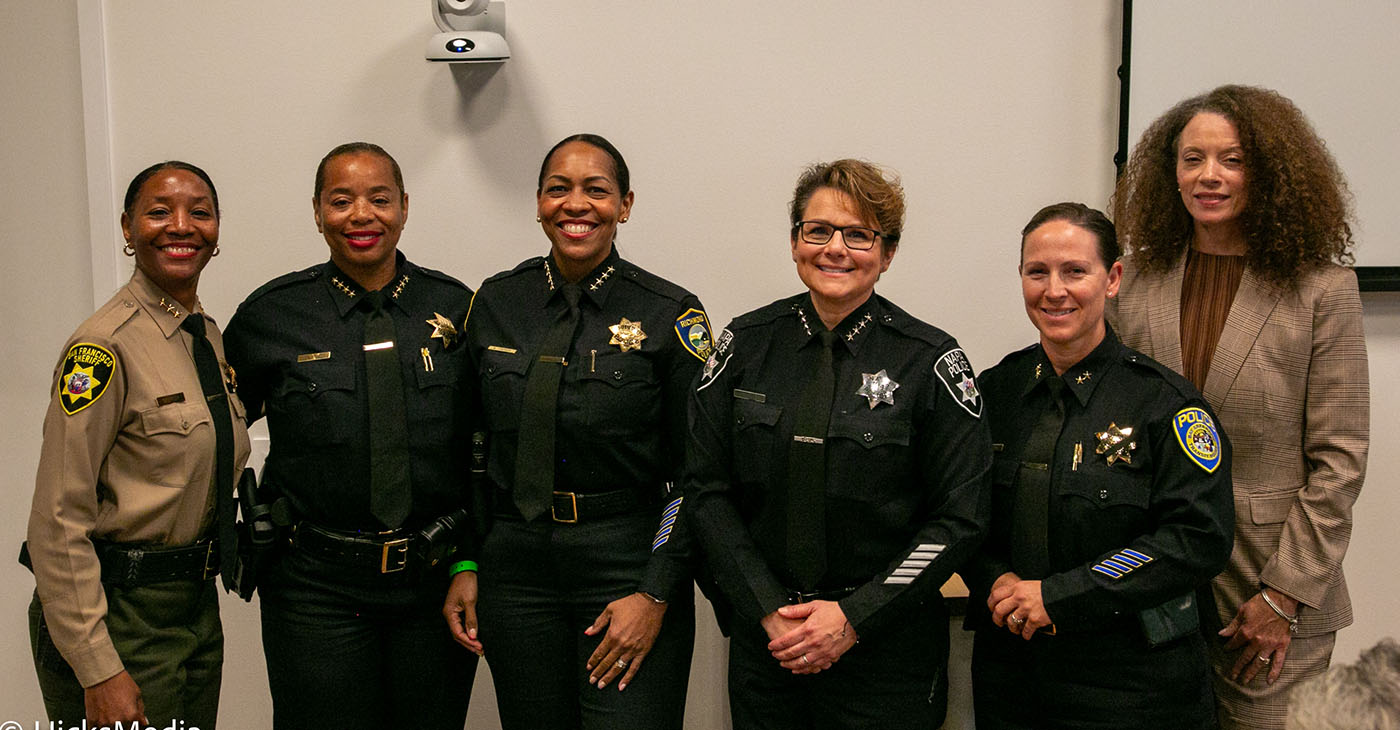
[1110,85,1369,730]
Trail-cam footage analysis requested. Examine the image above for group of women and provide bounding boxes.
[25,82,1367,730]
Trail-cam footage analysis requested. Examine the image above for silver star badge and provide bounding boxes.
[857,369,899,409]
[957,373,979,403]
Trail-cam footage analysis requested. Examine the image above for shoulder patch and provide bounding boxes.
[934,347,982,418]
[674,308,713,361]
[696,328,735,392]
[58,343,116,415]
[1173,407,1222,473]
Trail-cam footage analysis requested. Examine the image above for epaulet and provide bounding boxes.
[411,262,471,293]
[730,296,800,331]
[1121,347,1200,400]
[990,342,1040,371]
[616,260,692,303]
[876,297,956,349]
[482,256,544,287]
[238,266,321,309]
[85,293,141,339]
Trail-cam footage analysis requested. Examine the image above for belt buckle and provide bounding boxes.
[786,590,818,604]
[202,541,218,581]
[380,538,410,573]
[551,491,579,524]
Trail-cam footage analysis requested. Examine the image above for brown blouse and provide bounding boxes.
[1180,249,1246,389]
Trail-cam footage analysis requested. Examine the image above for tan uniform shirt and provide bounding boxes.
[27,268,251,687]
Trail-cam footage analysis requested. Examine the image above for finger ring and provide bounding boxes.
[1009,615,1025,626]
[801,654,810,665]
[615,659,629,669]
[1256,654,1271,665]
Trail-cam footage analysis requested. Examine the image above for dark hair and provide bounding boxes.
[1021,202,1120,268]
[789,159,905,250]
[537,134,630,196]
[314,142,405,199]
[123,161,219,219]
[1112,84,1353,287]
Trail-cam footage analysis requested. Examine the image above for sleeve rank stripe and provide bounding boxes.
[884,576,915,585]
[1102,558,1136,571]
[891,567,923,577]
[1112,552,1144,567]
[1092,564,1125,579]
[1120,548,1153,563]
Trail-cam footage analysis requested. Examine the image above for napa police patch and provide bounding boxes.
[1172,406,1221,473]
[674,308,713,361]
[58,343,116,415]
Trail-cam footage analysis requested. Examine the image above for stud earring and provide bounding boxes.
[536,215,542,223]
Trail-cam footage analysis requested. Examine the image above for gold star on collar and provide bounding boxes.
[158,297,181,317]
[1076,371,1092,385]
[1095,422,1136,465]
[609,318,647,352]
[427,312,458,348]
[1034,362,1043,379]
[330,276,357,298]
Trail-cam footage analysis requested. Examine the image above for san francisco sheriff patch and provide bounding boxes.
[1173,406,1221,473]
[674,308,713,361]
[58,343,116,415]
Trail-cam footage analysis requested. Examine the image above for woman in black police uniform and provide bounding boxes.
[964,203,1235,729]
[684,159,992,729]
[466,134,706,729]
[223,142,477,730]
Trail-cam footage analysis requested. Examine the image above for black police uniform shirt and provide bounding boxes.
[224,253,474,538]
[685,292,992,638]
[466,249,711,601]
[963,328,1235,632]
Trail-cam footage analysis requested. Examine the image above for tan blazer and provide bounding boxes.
[1110,255,1368,636]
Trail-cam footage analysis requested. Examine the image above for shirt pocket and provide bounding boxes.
[268,359,357,445]
[827,413,912,503]
[480,349,528,432]
[138,401,212,488]
[1061,461,1153,511]
[579,351,660,437]
[731,396,782,483]
[413,355,459,447]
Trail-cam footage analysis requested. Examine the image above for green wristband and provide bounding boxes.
[448,560,478,576]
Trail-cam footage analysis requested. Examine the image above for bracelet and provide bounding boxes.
[641,592,667,605]
[1260,588,1299,635]
[448,560,478,576]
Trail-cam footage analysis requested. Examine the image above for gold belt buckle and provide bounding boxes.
[380,538,410,573]
[551,491,579,524]
[202,541,218,581]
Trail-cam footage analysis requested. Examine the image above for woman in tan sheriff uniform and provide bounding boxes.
[25,161,251,729]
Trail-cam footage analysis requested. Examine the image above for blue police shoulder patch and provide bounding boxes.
[674,308,713,362]
[1172,406,1221,473]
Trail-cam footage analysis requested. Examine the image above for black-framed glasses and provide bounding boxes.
[794,220,884,251]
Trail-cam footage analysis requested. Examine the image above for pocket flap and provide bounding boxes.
[1249,491,1297,525]
[140,401,210,436]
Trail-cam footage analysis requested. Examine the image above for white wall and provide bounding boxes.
[3,1,1393,728]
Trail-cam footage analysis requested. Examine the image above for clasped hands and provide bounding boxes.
[762,600,859,675]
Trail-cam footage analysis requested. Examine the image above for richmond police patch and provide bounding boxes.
[934,348,982,418]
[674,308,714,361]
[1173,406,1221,473]
[58,343,116,415]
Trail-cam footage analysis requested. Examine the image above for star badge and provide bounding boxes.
[1095,422,1136,466]
[609,318,647,352]
[857,369,899,409]
[427,313,458,348]
[957,373,979,404]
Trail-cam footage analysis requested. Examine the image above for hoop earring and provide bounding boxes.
[211,245,220,257]
[123,242,135,256]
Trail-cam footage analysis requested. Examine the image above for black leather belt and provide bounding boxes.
[293,523,422,575]
[786,585,861,604]
[93,539,220,587]
[495,488,647,524]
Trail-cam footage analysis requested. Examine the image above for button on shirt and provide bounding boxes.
[466,249,709,599]
[28,268,252,686]
[685,292,992,637]
[223,254,473,535]
[963,329,1235,632]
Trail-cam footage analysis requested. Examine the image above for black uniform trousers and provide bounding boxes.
[29,580,222,728]
[972,626,1216,730]
[478,510,695,730]
[727,602,948,730]
[258,547,476,730]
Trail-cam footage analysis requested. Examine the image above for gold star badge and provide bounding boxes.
[427,312,458,348]
[1095,422,1136,465]
[609,318,647,352]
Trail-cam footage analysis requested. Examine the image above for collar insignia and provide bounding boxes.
[158,297,181,317]
[590,265,616,291]
[609,317,647,352]
[1076,370,1092,385]
[331,276,357,298]
[1095,422,1136,466]
[857,369,899,409]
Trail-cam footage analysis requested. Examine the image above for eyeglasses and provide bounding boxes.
[794,220,884,251]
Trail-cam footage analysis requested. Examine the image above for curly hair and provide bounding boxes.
[789,159,905,252]
[1112,85,1354,287]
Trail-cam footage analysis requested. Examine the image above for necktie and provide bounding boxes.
[1011,374,1067,579]
[363,291,412,529]
[180,314,237,589]
[513,284,582,521]
[785,328,837,590]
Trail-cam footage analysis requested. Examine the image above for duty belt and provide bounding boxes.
[785,585,861,604]
[293,523,421,575]
[93,539,220,587]
[495,487,648,524]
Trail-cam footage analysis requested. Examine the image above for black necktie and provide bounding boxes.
[1011,374,1067,579]
[181,314,237,589]
[785,328,837,590]
[514,284,582,521]
[363,291,412,529]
